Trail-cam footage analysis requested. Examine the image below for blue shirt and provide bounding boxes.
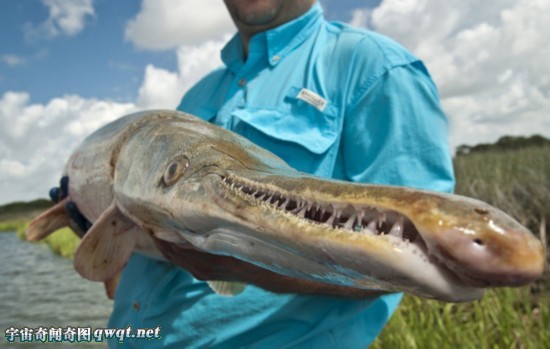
[109,3,454,348]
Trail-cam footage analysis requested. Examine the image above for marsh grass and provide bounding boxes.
[372,287,549,349]
[373,145,549,348]
[0,219,79,258]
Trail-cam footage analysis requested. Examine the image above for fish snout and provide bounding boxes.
[426,224,545,287]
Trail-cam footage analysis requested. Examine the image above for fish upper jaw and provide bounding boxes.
[184,172,484,302]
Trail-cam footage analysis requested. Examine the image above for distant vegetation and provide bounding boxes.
[454,135,549,248]
[456,134,550,155]
[1,135,548,348]
[0,199,52,221]
[375,134,550,349]
[0,199,78,258]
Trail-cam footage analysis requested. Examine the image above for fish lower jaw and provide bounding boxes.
[220,175,426,245]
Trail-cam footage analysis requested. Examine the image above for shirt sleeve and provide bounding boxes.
[342,61,455,193]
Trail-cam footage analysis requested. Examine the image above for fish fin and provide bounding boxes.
[26,198,71,241]
[104,271,122,300]
[73,201,136,282]
[206,281,247,296]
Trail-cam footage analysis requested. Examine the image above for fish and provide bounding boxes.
[26,110,546,302]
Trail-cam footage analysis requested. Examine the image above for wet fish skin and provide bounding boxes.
[26,110,546,302]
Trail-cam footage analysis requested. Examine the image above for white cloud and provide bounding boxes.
[0,92,135,205]
[25,0,95,40]
[1,54,26,67]
[0,37,225,205]
[351,0,550,148]
[125,0,235,50]
[136,39,226,109]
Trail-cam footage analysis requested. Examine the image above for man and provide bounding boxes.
[107,0,455,347]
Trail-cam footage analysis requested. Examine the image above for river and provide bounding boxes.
[0,232,112,348]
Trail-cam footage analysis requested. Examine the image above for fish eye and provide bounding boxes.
[474,207,489,215]
[163,155,189,186]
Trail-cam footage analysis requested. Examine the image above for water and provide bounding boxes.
[0,233,112,348]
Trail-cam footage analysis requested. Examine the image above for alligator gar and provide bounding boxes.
[27,110,545,302]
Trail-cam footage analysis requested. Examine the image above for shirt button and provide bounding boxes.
[238,78,247,87]
[133,302,140,311]
[272,55,280,62]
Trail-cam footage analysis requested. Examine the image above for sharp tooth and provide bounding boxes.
[280,197,289,210]
[344,214,356,230]
[362,226,376,235]
[325,209,336,227]
[389,217,404,237]
[326,208,342,228]
[335,208,343,226]
[258,193,266,201]
[367,220,377,233]
[379,212,387,224]
[251,190,258,196]
[356,209,364,225]
[291,201,304,214]
[296,206,307,218]
[266,194,273,202]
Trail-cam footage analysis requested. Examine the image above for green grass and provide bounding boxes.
[372,287,549,349]
[0,218,80,258]
[372,145,549,348]
[454,146,549,236]
[0,219,29,233]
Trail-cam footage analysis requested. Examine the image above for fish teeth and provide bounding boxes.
[343,214,356,230]
[296,205,307,218]
[280,197,290,210]
[366,220,377,233]
[389,217,404,237]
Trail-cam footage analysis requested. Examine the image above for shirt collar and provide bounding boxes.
[221,2,323,70]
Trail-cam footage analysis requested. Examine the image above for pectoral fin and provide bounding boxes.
[26,198,71,241]
[207,281,247,296]
[74,201,136,282]
[104,272,122,300]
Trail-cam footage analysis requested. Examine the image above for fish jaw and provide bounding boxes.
[155,172,483,302]
[408,195,546,287]
[165,168,544,301]
[107,110,543,301]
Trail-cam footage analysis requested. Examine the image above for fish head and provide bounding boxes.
[112,111,545,302]
[112,112,290,238]
[401,191,546,287]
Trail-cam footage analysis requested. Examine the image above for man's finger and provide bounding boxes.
[65,201,91,235]
[60,176,69,198]
[49,187,61,202]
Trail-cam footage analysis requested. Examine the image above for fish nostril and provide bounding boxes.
[473,238,484,246]
[474,207,489,215]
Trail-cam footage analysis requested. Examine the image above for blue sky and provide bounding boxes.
[0,0,379,105]
[1,0,173,104]
[0,0,549,205]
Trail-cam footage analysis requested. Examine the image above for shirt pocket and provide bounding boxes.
[231,87,341,174]
[234,87,340,154]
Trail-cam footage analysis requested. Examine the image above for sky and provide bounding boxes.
[0,0,549,205]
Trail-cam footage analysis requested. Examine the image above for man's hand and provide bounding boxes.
[49,176,92,237]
